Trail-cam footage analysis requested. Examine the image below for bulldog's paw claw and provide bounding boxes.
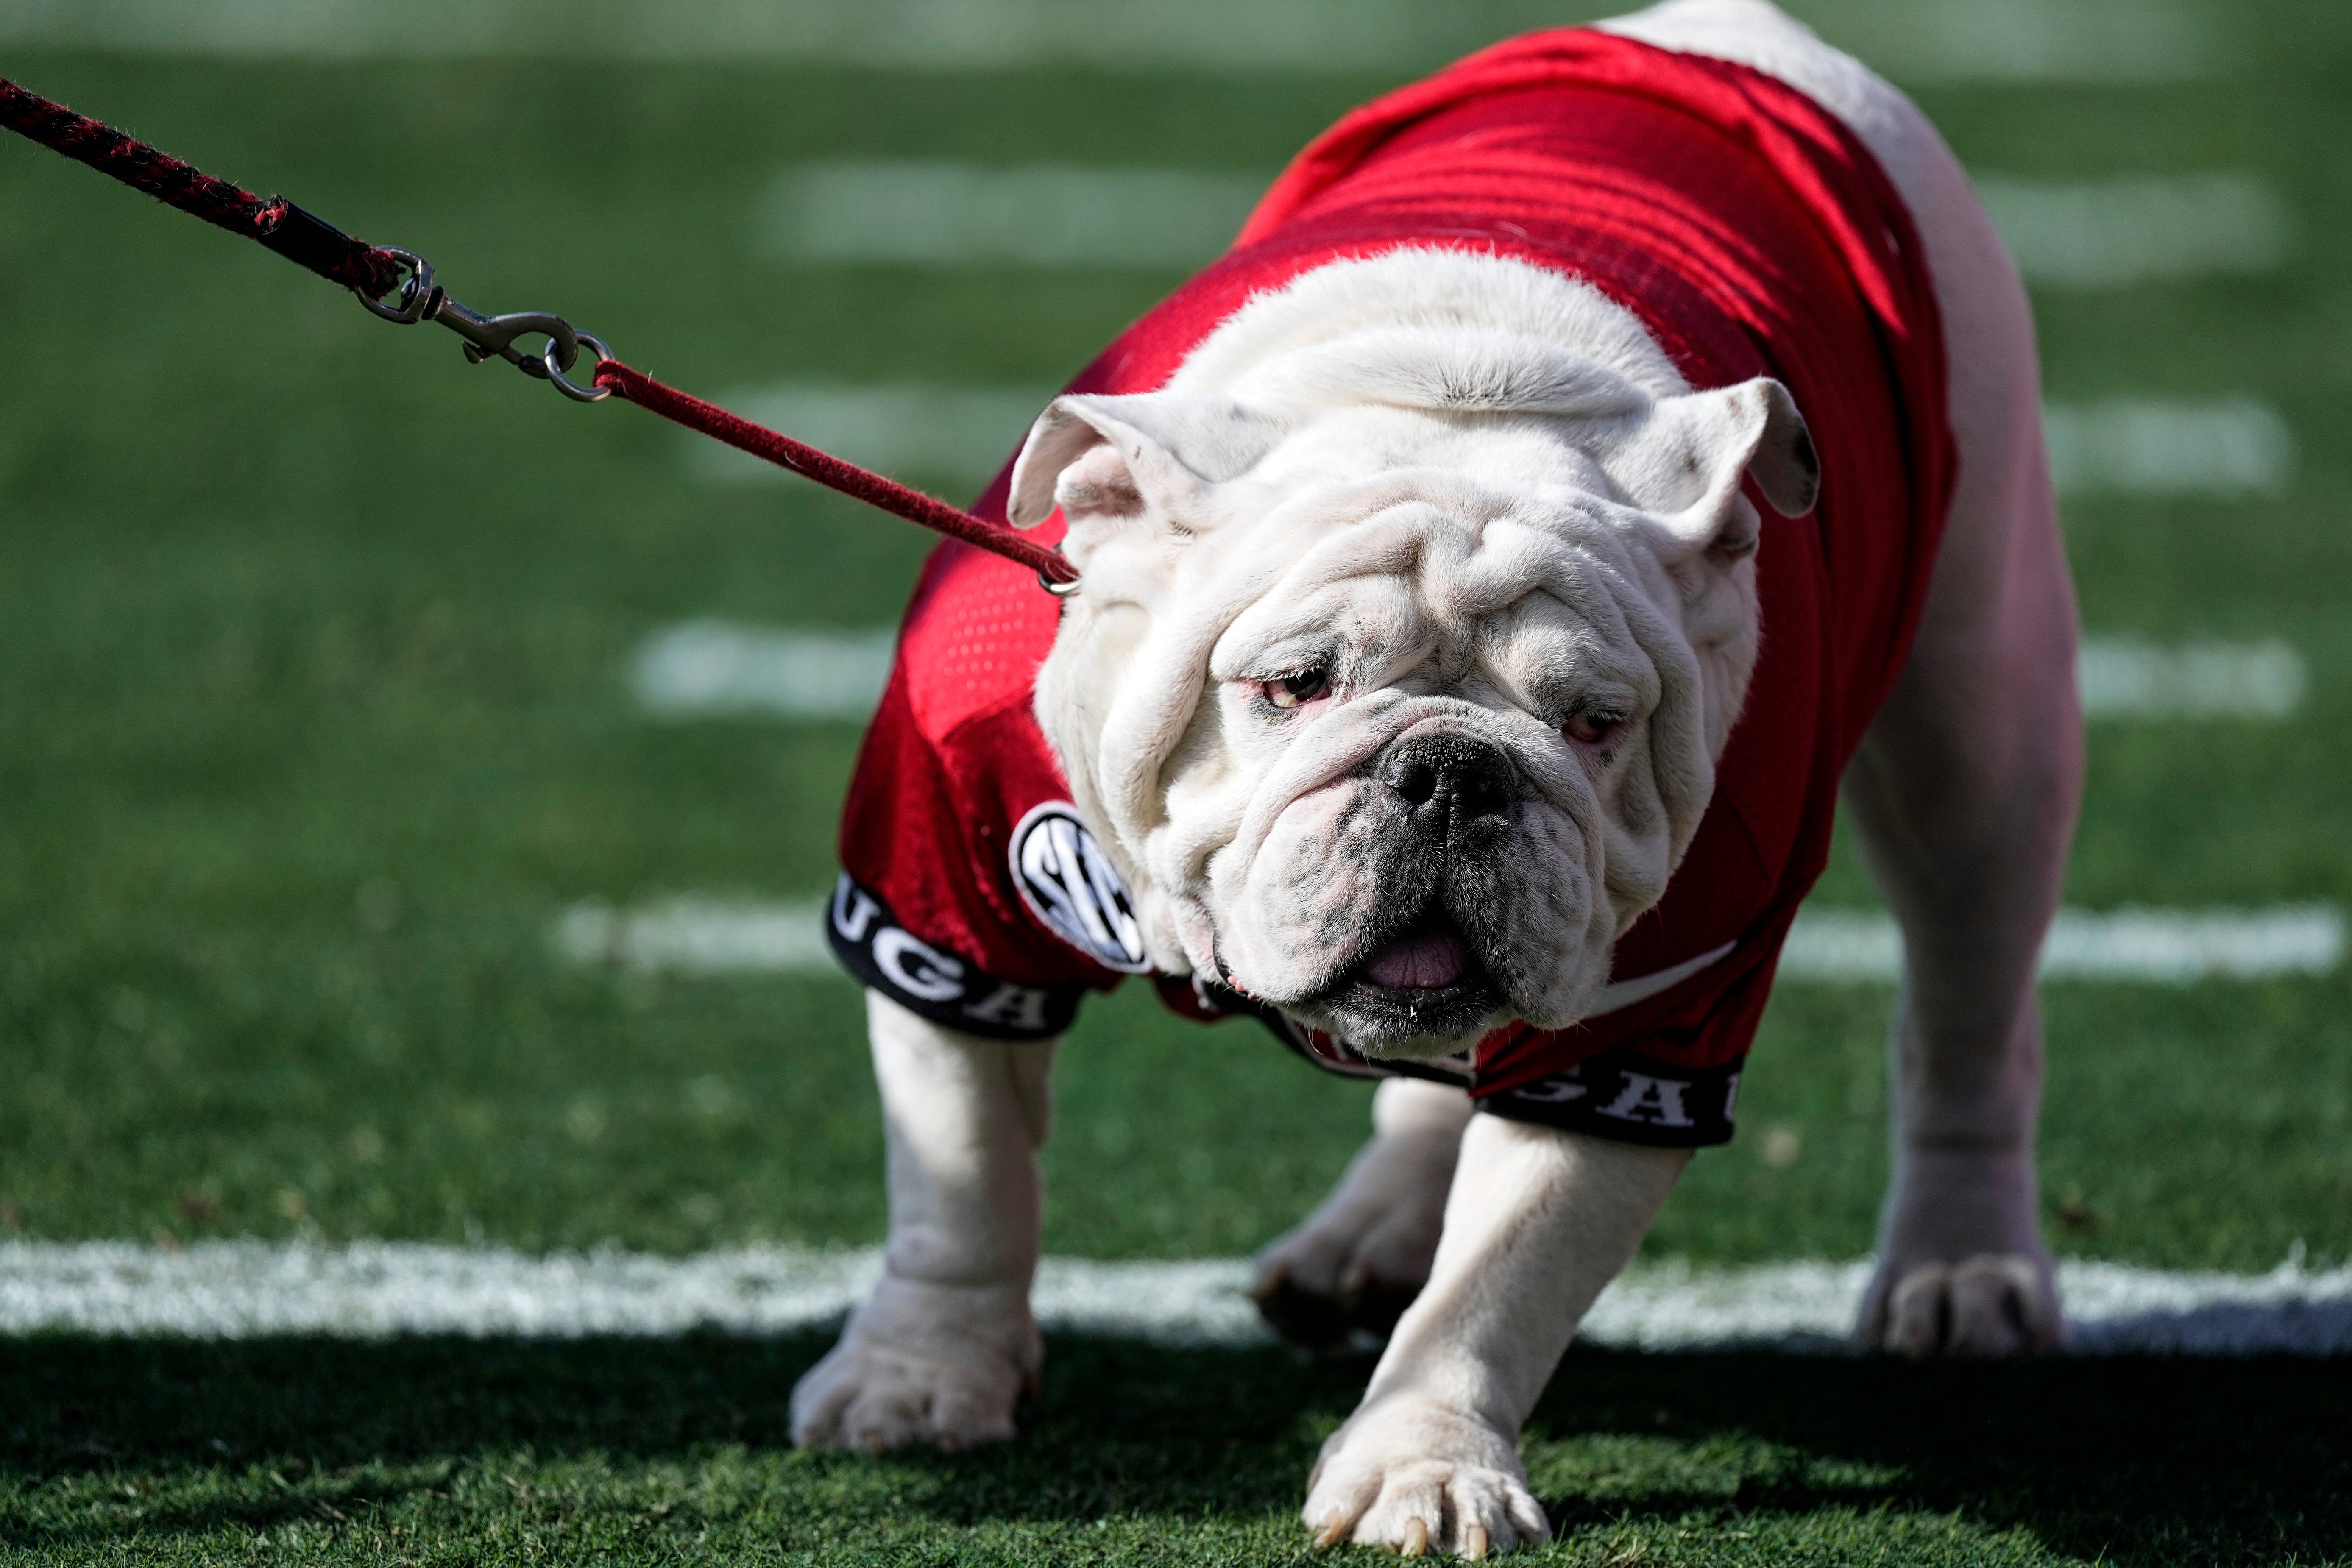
[1867,1253,2063,1357]
[1304,1400,1549,1557]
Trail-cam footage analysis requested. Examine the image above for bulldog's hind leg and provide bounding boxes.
[791,992,1054,1451]
[1250,1078,1473,1350]
[1616,0,2084,1361]
[1843,486,2080,1353]
[1841,281,2082,1358]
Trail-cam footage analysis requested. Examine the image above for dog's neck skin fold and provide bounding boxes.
[1010,249,1818,1056]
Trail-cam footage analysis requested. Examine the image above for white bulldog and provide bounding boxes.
[793,0,2080,1555]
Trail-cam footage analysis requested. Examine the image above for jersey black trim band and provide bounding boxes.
[1230,982,1744,1149]
[1475,1054,1743,1147]
[827,873,1087,1041]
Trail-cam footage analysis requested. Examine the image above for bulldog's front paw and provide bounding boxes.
[1251,1128,1458,1350]
[790,1275,1041,1453]
[1304,1397,1549,1558]
[1860,1149,2064,1356]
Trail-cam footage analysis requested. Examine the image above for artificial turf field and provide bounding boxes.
[2,1,2351,1561]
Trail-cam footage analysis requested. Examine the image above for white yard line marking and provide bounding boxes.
[0,1,2221,82]
[632,622,2313,727]
[0,0,1427,71]
[764,162,1267,268]
[556,897,2346,986]
[687,382,1051,487]
[772,163,2294,280]
[1976,174,2291,289]
[630,622,895,720]
[2,1242,2345,1355]
[2045,398,2295,497]
[1584,1255,2352,1355]
[688,383,2295,499]
[1789,0,2224,85]
[1782,905,2346,985]
[683,383,2300,501]
[2077,637,2306,719]
[553,897,833,975]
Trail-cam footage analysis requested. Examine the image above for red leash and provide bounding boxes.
[588,362,1073,585]
[0,77,1078,591]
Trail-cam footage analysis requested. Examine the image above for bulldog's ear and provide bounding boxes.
[1007,393,1289,529]
[1620,377,1819,557]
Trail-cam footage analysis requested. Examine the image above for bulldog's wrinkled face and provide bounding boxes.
[1191,504,1681,1053]
[1006,260,1817,1057]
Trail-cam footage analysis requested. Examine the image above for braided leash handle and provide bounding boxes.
[0,78,407,297]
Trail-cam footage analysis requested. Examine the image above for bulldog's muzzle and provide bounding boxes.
[1291,729,1537,1053]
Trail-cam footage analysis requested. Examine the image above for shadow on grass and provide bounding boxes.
[1,1331,2344,1562]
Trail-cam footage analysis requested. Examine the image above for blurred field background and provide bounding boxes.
[1,0,2349,1561]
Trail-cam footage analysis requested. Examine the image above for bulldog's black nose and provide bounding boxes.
[1378,735,1515,820]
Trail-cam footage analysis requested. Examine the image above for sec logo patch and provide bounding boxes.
[1011,803,1151,973]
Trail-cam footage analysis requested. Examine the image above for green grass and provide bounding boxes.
[3,1333,2347,1565]
[3,6,2352,1562]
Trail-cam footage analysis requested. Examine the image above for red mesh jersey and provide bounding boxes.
[830,28,1954,1147]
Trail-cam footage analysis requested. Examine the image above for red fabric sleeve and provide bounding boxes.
[831,546,1126,1040]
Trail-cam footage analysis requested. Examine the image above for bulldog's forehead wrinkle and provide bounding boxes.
[1451,670,1540,723]
[1292,506,1456,589]
[1550,547,1671,683]
[1215,566,1433,685]
[1249,462,1513,556]
[1242,463,1439,543]
[1488,594,1653,712]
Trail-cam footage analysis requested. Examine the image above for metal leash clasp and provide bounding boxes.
[355,248,611,403]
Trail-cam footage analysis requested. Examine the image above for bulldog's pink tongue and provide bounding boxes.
[1365,928,1468,989]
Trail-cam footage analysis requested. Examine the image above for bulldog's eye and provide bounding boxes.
[1262,668,1331,711]
[1564,710,1626,747]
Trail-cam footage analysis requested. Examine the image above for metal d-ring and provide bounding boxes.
[353,248,436,324]
[1039,567,1082,598]
[545,331,613,403]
